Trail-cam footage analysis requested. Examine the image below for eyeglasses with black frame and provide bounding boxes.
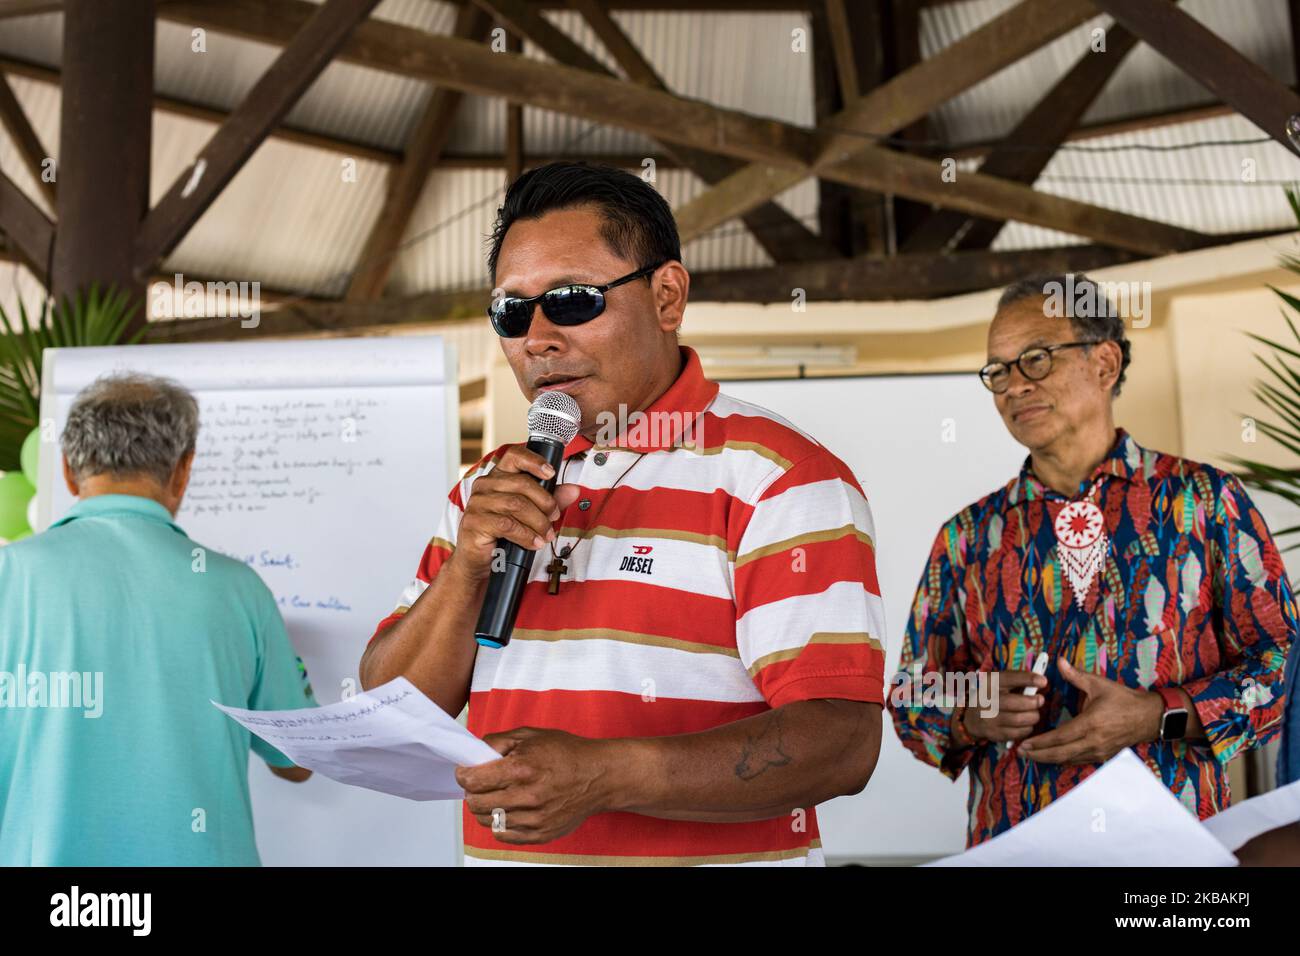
[487,261,666,338]
[978,341,1094,394]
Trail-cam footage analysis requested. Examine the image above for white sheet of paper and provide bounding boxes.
[927,749,1239,867]
[1202,776,1300,851]
[214,677,501,801]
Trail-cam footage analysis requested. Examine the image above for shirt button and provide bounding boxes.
[578,499,591,511]
[593,452,607,466]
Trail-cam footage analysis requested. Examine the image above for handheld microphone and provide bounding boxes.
[474,390,581,649]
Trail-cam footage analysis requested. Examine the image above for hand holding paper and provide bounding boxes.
[214,677,500,801]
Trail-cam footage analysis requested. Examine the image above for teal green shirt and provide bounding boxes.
[0,494,316,866]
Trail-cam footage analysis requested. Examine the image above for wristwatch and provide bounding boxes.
[1156,687,1189,742]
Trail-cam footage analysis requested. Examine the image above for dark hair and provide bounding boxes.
[997,272,1133,397]
[485,161,682,284]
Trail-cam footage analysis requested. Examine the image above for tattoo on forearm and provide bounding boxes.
[735,710,793,780]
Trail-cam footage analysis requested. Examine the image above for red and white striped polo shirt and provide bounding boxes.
[372,346,886,865]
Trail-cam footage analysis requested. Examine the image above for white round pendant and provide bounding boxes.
[1054,499,1104,549]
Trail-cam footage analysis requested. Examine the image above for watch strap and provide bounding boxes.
[1156,686,1189,741]
[1156,686,1186,714]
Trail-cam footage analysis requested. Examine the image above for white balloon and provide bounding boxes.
[27,494,38,532]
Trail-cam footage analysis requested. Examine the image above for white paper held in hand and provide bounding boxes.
[927,749,1239,866]
[213,677,501,801]
[1202,776,1300,851]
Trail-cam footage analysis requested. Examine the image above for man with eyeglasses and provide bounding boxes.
[889,273,1296,848]
[360,161,887,866]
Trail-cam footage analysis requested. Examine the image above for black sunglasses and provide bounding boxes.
[979,341,1093,394]
[487,261,666,338]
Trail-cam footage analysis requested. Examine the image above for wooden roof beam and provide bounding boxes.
[902,22,1141,254]
[483,0,839,262]
[1091,0,1300,156]
[810,0,888,257]
[673,0,1100,241]
[0,0,821,16]
[135,0,385,276]
[161,0,1208,255]
[817,141,1206,255]
[0,168,54,283]
[0,53,401,166]
[0,71,55,207]
[140,245,1143,342]
[0,0,59,17]
[343,2,490,302]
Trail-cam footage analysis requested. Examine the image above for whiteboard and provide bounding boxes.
[37,336,462,866]
[721,372,1027,862]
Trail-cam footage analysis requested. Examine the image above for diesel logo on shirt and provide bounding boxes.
[619,545,654,575]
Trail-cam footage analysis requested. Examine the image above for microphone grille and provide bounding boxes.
[527,390,581,445]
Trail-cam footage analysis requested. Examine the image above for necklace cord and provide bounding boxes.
[548,450,649,564]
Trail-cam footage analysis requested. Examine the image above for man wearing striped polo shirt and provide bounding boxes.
[361,161,886,866]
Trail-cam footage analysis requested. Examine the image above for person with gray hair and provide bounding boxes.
[890,272,1296,848]
[0,372,317,866]
[59,372,201,513]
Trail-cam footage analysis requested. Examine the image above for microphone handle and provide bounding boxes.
[473,435,566,648]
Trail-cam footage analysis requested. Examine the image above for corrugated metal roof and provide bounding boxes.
[0,2,819,304]
[451,9,816,156]
[0,0,1297,314]
[991,112,1300,249]
[150,21,435,152]
[151,111,390,298]
[0,73,56,222]
[0,263,45,322]
[0,4,814,156]
[384,161,804,296]
[0,72,56,318]
[921,0,1294,145]
[385,166,504,295]
[0,11,60,64]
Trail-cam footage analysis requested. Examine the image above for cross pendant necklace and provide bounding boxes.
[546,545,572,596]
[545,450,646,595]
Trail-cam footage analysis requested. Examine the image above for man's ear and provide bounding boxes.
[61,455,79,497]
[170,450,196,500]
[1095,340,1123,394]
[653,261,690,334]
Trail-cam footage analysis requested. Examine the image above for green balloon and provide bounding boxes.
[20,427,39,486]
[0,472,35,540]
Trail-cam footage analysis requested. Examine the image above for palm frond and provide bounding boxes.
[1286,185,1300,226]
[0,284,141,471]
[1235,196,1300,555]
